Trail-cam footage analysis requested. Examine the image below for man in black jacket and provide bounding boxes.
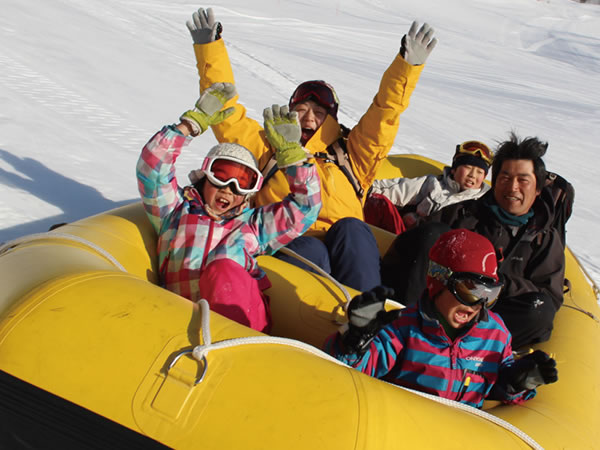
[382,132,566,349]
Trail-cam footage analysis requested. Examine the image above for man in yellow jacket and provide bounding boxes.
[187,8,437,291]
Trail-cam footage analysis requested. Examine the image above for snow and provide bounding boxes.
[1,0,599,287]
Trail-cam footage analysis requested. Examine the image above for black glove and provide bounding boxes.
[342,286,399,354]
[502,350,558,393]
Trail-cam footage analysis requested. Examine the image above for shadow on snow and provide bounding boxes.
[0,148,136,243]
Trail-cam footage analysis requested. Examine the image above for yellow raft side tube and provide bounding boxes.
[0,155,598,449]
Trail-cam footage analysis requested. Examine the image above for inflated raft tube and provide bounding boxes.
[0,154,598,449]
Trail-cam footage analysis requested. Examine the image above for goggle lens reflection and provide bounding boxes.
[428,261,503,308]
[290,81,338,110]
[455,141,494,165]
[203,157,263,195]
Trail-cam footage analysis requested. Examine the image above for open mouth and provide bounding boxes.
[505,195,522,203]
[301,128,316,142]
[454,309,474,325]
[216,197,231,210]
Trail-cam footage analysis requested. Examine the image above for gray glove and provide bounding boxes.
[186,7,222,44]
[400,21,438,65]
[180,82,236,136]
[263,105,307,168]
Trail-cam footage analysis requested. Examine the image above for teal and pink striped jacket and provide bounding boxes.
[137,125,321,301]
[324,300,536,408]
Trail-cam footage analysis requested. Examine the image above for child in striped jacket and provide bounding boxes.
[325,229,558,408]
[137,83,321,333]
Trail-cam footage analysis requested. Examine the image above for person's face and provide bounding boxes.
[434,289,482,329]
[493,159,540,216]
[202,181,245,216]
[293,100,328,142]
[451,164,486,191]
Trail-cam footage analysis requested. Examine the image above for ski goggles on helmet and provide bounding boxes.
[289,80,339,112]
[455,141,494,166]
[201,156,263,195]
[428,261,503,309]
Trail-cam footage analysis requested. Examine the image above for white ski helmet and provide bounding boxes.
[189,143,263,195]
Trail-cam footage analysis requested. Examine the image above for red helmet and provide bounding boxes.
[426,229,502,308]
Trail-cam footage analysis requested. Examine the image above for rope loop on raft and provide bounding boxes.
[278,246,405,313]
[0,232,127,272]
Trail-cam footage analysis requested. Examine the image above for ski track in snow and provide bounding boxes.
[0,53,141,154]
[218,7,373,125]
[226,41,364,126]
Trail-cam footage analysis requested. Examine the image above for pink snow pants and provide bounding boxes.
[198,259,272,333]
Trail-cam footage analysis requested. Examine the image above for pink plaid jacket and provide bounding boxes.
[137,125,321,301]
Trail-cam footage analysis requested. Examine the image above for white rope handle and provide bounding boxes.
[192,299,542,450]
[277,247,405,312]
[278,246,352,304]
[0,232,127,272]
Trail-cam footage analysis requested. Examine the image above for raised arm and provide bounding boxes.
[347,21,438,191]
[136,83,236,231]
[187,7,271,163]
[248,105,320,255]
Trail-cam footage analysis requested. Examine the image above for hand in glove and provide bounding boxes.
[400,21,438,65]
[263,105,307,168]
[502,350,558,393]
[342,286,400,354]
[186,7,223,44]
[180,82,236,136]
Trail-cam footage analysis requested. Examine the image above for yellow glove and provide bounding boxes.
[263,104,307,168]
[180,82,236,136]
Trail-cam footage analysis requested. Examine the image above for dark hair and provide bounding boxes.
[193,177,206,193]
[491,132,548,190]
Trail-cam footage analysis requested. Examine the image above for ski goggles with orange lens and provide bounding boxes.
[428,261,503,309]
[455,141,494,166]
[289,80,339,112]
[201,156,263,195]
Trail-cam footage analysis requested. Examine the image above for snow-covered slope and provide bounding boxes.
[1,0,599,285]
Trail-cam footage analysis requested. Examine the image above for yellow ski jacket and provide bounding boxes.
[193,39,424,235]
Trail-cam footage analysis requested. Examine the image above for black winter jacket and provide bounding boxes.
[429,190,565,311]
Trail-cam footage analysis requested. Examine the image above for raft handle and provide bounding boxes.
[167,350,207,385]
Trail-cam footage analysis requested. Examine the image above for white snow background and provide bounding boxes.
[1,0,599,289]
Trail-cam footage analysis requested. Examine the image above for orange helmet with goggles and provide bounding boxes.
[427,229,503,313]
[188,143,263,196]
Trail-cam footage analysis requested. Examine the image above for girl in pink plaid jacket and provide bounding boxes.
[137,84,321,332]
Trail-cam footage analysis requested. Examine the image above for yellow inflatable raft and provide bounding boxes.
[0,155,599,449]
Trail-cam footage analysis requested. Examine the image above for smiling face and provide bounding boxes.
[493,159,540,216]
[293,100,328,143]
[451,164,486,191]
[202,181,245,216]
[434,289,482,329]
